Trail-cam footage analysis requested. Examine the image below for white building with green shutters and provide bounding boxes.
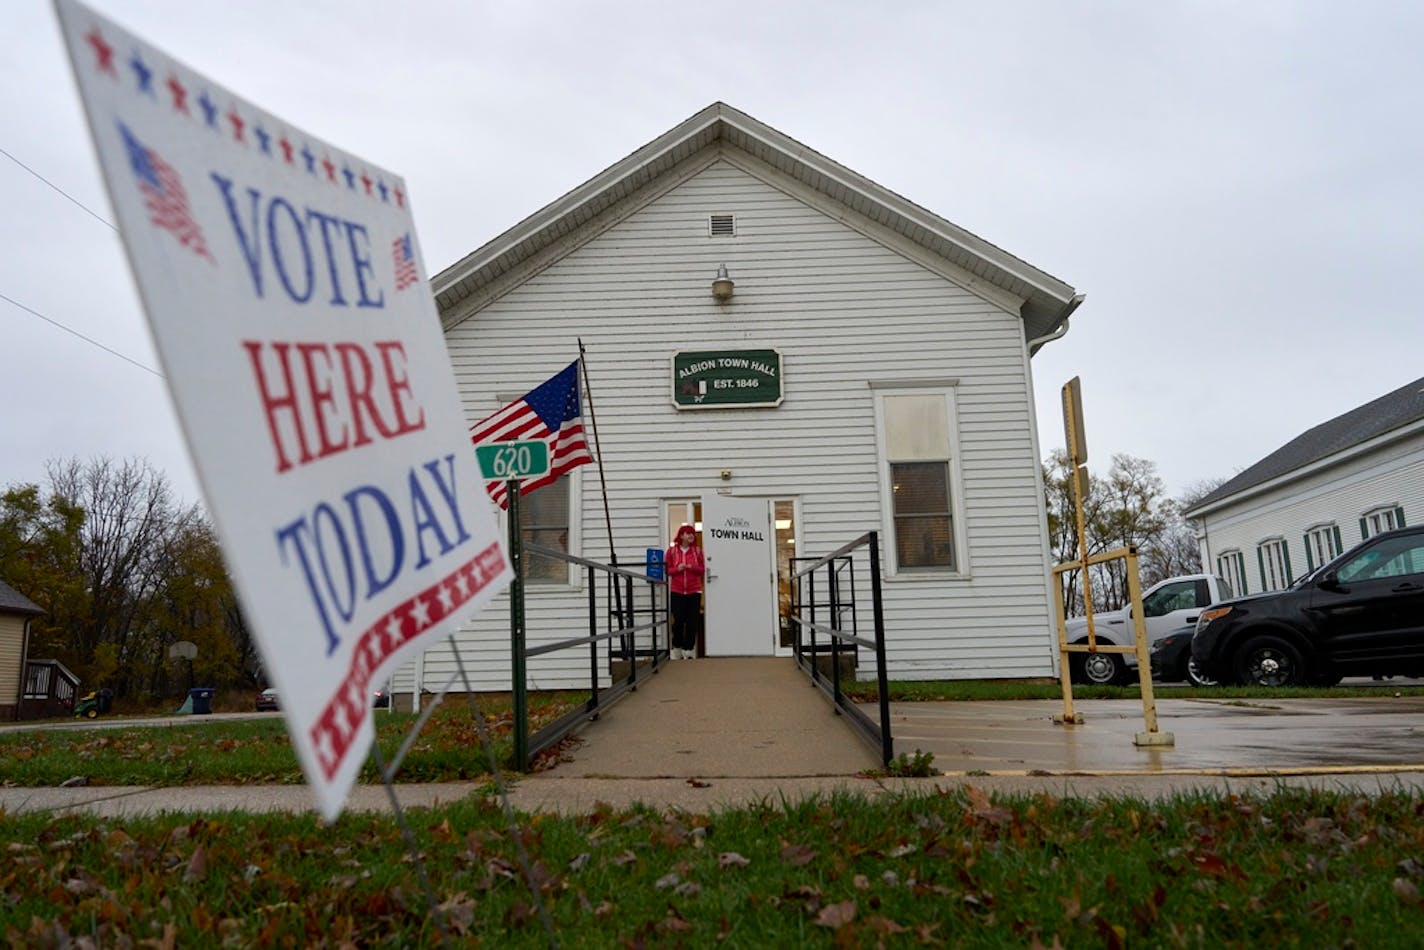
[1185,376,1424,595]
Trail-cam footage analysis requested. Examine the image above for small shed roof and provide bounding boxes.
[0,579,42,616]
[433,102,1082,346]
[1186,375,1424,516]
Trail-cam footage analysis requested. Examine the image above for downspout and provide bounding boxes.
[1026,293,1085,355]
[1194,518,1211,579]
[1022,292,1084,675]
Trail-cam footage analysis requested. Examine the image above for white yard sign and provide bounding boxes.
[55,0,511,819]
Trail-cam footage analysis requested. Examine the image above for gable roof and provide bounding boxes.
[0,579,42,616]
[1186,375,1424,516]
[433,102,1082,348]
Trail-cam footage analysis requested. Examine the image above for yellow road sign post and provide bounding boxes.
[1052,378,1173,747]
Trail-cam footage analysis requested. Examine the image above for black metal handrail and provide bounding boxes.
[514,542,668,769]
[789,531,892,766]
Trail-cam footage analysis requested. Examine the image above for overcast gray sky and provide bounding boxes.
[6,0,1422,509]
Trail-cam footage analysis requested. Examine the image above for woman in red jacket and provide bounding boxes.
[665,523,705,659]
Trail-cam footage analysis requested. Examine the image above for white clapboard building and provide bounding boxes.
[1185,375,1424,595]
[405,102,1083,693]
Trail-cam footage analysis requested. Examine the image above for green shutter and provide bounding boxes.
[1360,517,1369,540]
[1257,546,1267,590]
[1332,525,1343,556]
[1397,506,1407,528]
[1237,552,1248,594]
[1281,542,1293,583]
[1303,534,1314,571]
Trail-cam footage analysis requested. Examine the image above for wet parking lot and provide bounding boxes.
[893,691,1424,775]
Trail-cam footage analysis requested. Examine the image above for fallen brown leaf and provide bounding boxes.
[662,917,693,933]
[780,843,816,867]
[437,893,477,935]
[865,915,908,936]
[814,899,856,930]
[183,845,207,884]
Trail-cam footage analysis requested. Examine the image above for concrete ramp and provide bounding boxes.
[541,657,881,778]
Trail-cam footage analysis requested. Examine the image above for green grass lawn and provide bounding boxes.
[0,693,583,787]
[6,786,1424,946]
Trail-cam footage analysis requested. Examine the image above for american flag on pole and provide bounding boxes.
[391,232,419,291]
[118,122,213,262]
[471,361,593,508]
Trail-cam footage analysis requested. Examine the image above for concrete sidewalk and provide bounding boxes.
[6,658,1424,817]
[532,657,882,779]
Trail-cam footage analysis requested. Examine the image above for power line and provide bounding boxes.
[1,145,160,377]
[0,290,162,378]
[0,144,116,231]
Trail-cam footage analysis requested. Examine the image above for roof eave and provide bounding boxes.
[1184,415,1424,519]
[433,102,1082,331]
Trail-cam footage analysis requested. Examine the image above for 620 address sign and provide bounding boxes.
[474,440,550,480]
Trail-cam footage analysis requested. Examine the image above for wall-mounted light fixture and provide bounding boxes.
[711,263,735,301]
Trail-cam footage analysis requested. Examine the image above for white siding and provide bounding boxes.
[424,159,1056,690]
[1197,431,1424,593]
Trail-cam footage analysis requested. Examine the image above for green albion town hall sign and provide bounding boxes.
[671,349,783,409]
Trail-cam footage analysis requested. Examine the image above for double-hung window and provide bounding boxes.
[520,475,573,584]
[1361,505,1406,539]
[1303,523,1342,571]
[1257,537,1292,591]
[1217,550,1248,596]
[873,385,966,575]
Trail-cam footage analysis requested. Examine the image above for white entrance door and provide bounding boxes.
[701,494,776,656]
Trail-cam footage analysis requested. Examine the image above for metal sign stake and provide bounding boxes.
[507,478,528,769]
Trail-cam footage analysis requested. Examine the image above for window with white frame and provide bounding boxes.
[1257,537,1292,591]
[1217,550,1248,597]
[1303,523,1341,571]
[520,475,572,584]
[874,387,964,574]
[1361,505,1406,539]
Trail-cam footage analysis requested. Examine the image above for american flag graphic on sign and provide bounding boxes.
[118,122,213,262]
[392,232,419,290]
[470,361,593,508]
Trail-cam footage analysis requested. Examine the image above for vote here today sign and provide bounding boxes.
[55,0,512,819]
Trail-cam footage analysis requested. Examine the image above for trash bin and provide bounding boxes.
[188,687,215,715]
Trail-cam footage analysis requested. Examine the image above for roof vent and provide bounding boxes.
[708,214,736,237]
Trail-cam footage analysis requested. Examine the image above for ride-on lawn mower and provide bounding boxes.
[73,688,113,719]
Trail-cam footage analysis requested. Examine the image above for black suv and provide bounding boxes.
[1192,525,1424,686]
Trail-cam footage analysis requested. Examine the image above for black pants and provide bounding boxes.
[669,592,701,652]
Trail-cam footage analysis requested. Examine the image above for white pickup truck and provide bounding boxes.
[1063,573,1235,685]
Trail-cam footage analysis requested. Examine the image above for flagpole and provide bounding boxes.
[577,339,625,626]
